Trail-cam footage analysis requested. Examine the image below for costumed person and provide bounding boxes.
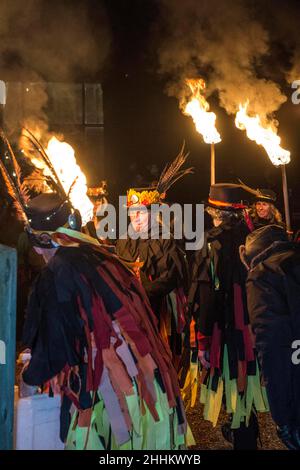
[186,183,269,450]
[116,146,192,369]
[249,188,284,229]
[0,130,193,450]
[240,225,300,450]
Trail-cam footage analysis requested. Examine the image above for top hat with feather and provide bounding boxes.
[0,129,81,248]
[206,183,261,211]
[254,188,277,204]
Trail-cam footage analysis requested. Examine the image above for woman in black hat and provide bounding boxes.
[249,189,284,229]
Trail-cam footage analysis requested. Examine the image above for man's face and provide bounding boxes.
[255,201,271,219]
[129,209,150,232]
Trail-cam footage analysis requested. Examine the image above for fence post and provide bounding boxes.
[0,244,17,450]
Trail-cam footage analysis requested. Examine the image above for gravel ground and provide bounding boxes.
[186,401,286,450]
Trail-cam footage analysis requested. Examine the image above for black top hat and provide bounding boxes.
[207,183,258,211]
[26,193,72,231]
[255,189,277,203]
[0,130,83,248]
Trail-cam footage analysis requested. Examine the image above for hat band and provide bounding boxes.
[208,198,247,209]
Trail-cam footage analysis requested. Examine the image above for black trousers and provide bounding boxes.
[232,413,259,450]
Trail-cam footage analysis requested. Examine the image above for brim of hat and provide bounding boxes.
[126,201,164,210]
[123,202,152,211]
[203,199,246,211]
[255,197,276,203]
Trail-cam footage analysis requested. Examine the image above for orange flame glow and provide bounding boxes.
[235,102,290,166]
[46,137,93,225]
[183,79,221,144]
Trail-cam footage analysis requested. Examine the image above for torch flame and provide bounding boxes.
[183,79,221,144]
[235,102,290,166]
[46,137,93,225]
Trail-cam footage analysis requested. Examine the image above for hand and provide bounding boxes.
[17,349,39,398]
[19,367,39,398]
[198,349,210,369]
[17,348,31,365]
[50,376,61,396]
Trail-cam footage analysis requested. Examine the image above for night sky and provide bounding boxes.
[100,0,300,220]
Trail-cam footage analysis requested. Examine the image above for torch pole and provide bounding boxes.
[0,81,5,131]
[281,164,292,235]
[210,142,215,185]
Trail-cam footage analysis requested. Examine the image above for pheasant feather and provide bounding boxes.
[22,128,66,198]
[157,142,193,194]
[0,156,28,223]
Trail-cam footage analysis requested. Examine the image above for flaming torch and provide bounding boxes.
[235,102,291,233]
[183,79,221,185]
[22,131,94,226]
[45,137,94,226]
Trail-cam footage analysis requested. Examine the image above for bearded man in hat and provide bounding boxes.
[240,224,300,450]
[0,131,191,450]
[187,183,269,450]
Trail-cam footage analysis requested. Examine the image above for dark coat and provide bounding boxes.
[116,235,189,310]
[22,243,186,439]
[189,217,250,344]
[116,232,189,362]
[246,241,300,427]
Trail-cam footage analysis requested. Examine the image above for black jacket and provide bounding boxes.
[189,217,250,340]
[247,241,300,427]
[116,235,189,309]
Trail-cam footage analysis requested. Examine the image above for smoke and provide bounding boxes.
[0,0,111,133]
[287,57,300,86]
[255,0,300,85]
[157,0,287,123]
